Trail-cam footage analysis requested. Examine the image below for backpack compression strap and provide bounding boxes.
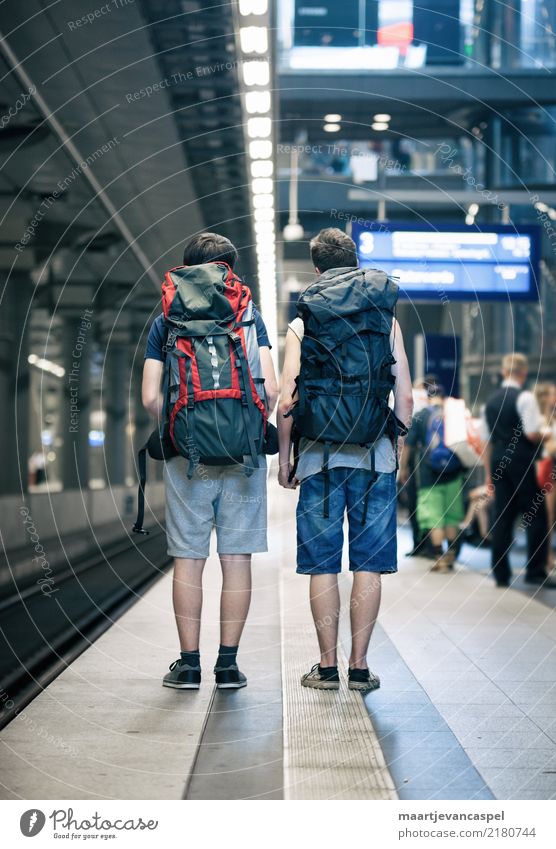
[132,442,149,535]
[229,330,260,475]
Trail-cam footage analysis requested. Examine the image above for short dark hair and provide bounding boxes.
[182,232,238,268]
[309,227,358,273]
[424,373,445,399]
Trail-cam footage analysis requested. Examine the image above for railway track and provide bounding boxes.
[0,528,171,729]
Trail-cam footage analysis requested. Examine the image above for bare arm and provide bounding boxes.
[481,440,493,490]
[259,346,278,414]
[398,442,413,484]
[390,319,413,429]
[277,327,301,488]
[142,358,164,420]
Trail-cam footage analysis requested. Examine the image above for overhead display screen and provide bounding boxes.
[351,223,541,301]
[285,0,464,68]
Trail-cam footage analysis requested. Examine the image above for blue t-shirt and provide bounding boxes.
[145,309,271,362]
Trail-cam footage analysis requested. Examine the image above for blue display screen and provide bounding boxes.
[351,223,541,300]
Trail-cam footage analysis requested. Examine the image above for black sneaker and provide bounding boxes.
[524,575,556,589]
[162,659,201,690]
[301,663,340,690]
[214,663,247,689]
[348,668,380,693]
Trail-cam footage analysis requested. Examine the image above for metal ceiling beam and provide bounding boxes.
[0,29,161,290]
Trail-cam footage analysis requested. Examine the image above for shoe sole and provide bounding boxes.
[162,681,200,690]
[348,681,380,692]
[216,681,247,689]
[301,680,340,690]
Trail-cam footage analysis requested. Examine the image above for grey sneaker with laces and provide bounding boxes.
[163,659,201,690]
[348,668,380,692]
[301,663,340,690]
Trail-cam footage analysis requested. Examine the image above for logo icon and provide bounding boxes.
[20,810,46,837]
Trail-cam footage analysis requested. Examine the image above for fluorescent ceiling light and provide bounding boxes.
[28,353,65,378]
[373,113,391,122]
[247,117,272,138]
[245,90,271,114]
[253,193,274,209]
[239,26,268,54]
[371,122,389,131]
[255,220,275,234]
[239,0,268,14]
[323,123,341,132]
[249,140,273,159]
[242,60,270,86]
[251,177,273,194]
[254,207,274,222]
[251,160,273,177]
[324,113,342,122]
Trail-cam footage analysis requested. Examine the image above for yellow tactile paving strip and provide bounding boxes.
[280,567,398,800]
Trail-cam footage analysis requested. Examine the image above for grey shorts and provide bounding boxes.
[163,455,268,558]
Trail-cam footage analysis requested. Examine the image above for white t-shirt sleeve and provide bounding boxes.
[288,316,304,342]
[517,390,542,436]
[479,404,491,441]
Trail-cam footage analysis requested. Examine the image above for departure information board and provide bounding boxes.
[351,223,541,300]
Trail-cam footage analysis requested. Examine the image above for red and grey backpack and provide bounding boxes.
[133,261,267,533]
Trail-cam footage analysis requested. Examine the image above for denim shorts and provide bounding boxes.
[296,467,397,575]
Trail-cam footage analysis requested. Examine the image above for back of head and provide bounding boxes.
[309,227,358,273]
[501,352,528,382]
[182,232,238,269]
[424,373,445,401]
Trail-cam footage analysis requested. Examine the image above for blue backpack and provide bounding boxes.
[424,405,462,474]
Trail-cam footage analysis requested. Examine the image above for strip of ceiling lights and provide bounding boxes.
[237,0,277,357]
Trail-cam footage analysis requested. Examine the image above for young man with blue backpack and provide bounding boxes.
[141,233,278,690]
[399,376,465,572]
[278,228,413,692]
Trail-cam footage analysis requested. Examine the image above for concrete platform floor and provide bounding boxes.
[1,476,556,800]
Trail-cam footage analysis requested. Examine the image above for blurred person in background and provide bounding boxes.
[399,376,465,573]
[481,354,555,589]
[535,382,556,571]
[403,378,431,557]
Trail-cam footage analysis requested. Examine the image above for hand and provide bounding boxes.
[278,462,298,489]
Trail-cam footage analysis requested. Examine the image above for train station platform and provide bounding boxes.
[1,477,556,802]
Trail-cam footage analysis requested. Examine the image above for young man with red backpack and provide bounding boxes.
[278,228,413,692]
[142,233,278,690]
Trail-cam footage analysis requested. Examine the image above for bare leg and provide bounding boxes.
[349,572,382,669]
[445,525,459,542]
[309,574,340,667]
[173,557,206,651]
[219,554,252,646]
[430,527,445,547]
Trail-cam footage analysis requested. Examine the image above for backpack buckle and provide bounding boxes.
[163,328,179,353]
